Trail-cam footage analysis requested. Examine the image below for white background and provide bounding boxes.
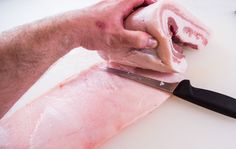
[1,0,236,148]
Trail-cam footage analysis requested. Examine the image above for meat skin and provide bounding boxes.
[0,64,182,149]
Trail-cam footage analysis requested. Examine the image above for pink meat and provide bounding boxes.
[0,1,210,148]
[100,0,210,73]
[0,64,182,149]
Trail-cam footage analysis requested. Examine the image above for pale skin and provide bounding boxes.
[0,0,158,118]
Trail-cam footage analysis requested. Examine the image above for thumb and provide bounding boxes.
[122,30,158,49]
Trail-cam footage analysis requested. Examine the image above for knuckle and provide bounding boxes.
[105,31,120,48]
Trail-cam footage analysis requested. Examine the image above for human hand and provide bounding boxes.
[74,0,158,51]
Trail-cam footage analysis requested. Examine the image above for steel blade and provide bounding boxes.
[105,67,179,93]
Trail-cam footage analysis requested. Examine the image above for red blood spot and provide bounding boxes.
[95,21,106,30]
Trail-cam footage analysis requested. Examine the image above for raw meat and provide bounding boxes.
[0,64,182,149]
[0,0,210,148]
[99,0,210,73]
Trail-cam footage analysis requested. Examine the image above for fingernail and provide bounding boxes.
[147,38,158,48]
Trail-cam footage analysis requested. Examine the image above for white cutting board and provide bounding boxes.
[1,0,236,148]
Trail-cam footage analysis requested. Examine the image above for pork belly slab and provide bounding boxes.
[0,0,209,148]
[100,0,210,73]
[0,64,182,149]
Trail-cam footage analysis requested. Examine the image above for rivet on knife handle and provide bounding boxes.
[173,80,236,119]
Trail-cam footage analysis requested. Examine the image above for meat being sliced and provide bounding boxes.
[99,0,210,73]
[0,0,210,148]
[0,64,182,149]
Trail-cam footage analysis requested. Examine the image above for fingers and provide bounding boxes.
[121,30,158,49]
[144,0,157,5]
[121,0,146,18]
[124,0,157,8]
[124,0,144,8]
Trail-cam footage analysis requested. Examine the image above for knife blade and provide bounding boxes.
[105,67,236,119]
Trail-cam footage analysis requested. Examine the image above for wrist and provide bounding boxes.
[57,9,89,50]
[50,13,81,50]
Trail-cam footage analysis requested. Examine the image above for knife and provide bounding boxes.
[105,67,236,119]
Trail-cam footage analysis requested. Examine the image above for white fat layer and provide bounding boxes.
[161,10,184,72]
[163,10,208,49]
[0,126,8,147]
[161,9,209,72]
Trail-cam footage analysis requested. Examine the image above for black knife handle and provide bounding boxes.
[173,80,236,119]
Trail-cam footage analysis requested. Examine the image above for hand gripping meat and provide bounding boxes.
[0,0,210,148]
[99,0,210,73]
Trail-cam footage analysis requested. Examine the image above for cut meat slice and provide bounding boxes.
[0,64,182,149]
[99,0,210,73]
